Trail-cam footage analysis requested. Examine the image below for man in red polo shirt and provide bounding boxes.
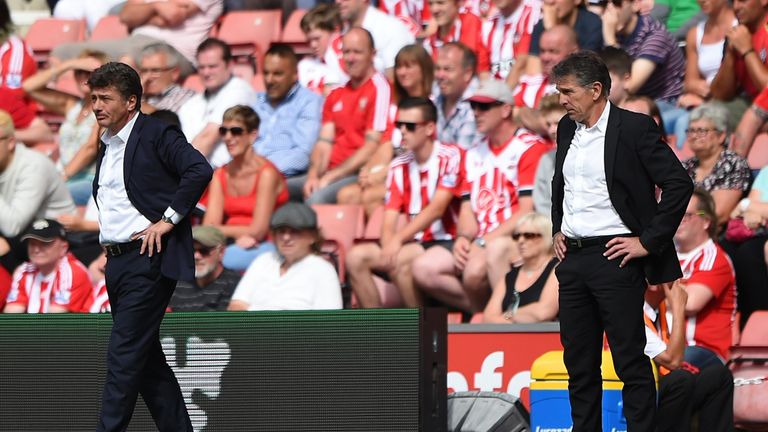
[424,0,491,76]
[710,0,768,102]
[304,27,391,204]
[673,189,737,368]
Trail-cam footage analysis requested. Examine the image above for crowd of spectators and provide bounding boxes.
[2,1,767,417]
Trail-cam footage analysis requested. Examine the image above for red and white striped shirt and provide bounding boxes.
[379,0,429,35]
[298,56,347,95]
[322,72,391,169]
[423,11,491,73]
[83,280,111,313]
[676,239,737,361]
[462,128,550,236]
[0,35,37,91]
[385,141,463,241]
[7,253,92,313]
[513,74,558,108]
[482,1,539,80]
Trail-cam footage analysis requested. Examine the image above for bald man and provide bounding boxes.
[514,25,579,109]
[303,27,391,204]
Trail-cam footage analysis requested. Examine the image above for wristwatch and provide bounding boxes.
[474,237,486,248]
[161,215,175,225]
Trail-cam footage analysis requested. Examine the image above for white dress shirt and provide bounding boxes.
[97,112,179,244]
[561,102,630,239]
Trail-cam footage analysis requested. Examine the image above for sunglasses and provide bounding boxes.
[194,246,215,256]
[394,121,426,132]
[218,126,246,136]
[469,101,504,112]
[512,232,543,241]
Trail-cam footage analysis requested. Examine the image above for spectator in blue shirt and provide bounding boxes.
[252,44,323,200]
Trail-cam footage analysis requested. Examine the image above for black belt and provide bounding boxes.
[103,239,142,257]
[565,235,628,249]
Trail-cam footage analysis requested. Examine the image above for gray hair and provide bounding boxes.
[139,43,180,68]
[689,102,730,133]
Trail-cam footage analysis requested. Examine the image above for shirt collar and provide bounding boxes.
[102,111,139,145]
[576,101,611,133]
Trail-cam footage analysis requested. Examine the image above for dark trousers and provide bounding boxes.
[658,365,734,432]
[720,236,768,328]
[97,250,192,432]
[556,245,656,432]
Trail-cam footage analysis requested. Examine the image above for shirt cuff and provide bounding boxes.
[163,207,182,225]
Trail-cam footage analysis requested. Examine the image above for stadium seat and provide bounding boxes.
[357,205,408,243]
[738,310,768,345]
[281,9,311,55]
[747,133,768,170]
[250,73,265,92]
[89,15,129,41]
[25,18,87,65]
[312,204,365,283]
[215,10,282,68]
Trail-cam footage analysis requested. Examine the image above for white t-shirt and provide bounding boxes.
[297,56,347,95]
[177,75,257,168]
[133,0,223,65]
[359,5,415,71]
[231,252,342,311]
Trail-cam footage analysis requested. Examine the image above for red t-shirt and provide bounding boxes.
[461,128,551,236]
[385,141,464,241]
[0,35,37,91]
[0,265,11,311]
[0,87,35,129]
[322,73,391,170]
[424,11,491,73]
[677,239,737,360]
[734,16,768,99]
[7,253,92,313]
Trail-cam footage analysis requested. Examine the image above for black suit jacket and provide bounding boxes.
[551,103,693,284]
[94,113,213,282]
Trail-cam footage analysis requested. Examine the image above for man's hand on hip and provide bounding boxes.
[604,236,648,267]
[553,232,567,260]
[132,220,174,257]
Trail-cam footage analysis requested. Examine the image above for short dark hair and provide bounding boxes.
[599,46,632,76]
[300,3,342,33]
[265,43,298,68]
[196,37,232,63]
[440,42,476,73]
[223,105,261,132]
[398,97,437,123]
[691,188,718,239]
[552,50,611,98]
[87,62,142,111]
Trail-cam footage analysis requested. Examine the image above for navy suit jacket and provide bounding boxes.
[551,104,694,284]
[93,113,213,282]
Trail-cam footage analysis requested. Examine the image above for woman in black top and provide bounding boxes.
[483,213,559,323]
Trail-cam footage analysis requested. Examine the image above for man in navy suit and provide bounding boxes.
[89,62,212,432]
[550,51,693,431]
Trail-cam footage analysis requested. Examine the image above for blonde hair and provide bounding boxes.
[0,110,15,137]
[514,212,553,251]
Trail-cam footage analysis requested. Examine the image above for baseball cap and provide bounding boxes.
[466,79,515,105]
[192,226,226,248]
[270,203,318,230]
[20,219,67,242]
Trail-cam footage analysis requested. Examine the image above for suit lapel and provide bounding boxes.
[556,118,576,173]
[604,104,620,192]
[123,113,144,186]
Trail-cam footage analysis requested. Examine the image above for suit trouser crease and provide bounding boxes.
[98,250,192,432]
[556,245,657,432]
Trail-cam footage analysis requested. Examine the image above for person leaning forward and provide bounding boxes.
[550,51,693,432]
[89,62,213,432]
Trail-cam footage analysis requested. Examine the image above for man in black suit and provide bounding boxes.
[550,51,693,431]
[89,62,212,432]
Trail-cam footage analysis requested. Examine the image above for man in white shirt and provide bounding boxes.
[178,38,257,168]
[550,51,693,431]
[332,0,415,79]
[88,62,212,432]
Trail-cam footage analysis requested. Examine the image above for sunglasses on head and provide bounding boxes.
[218,126,245,136]
[469,101,504,112]
[512,232,543,241]
[394,120,426,132]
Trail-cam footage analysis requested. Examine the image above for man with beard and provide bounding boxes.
[169,225,241,311]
